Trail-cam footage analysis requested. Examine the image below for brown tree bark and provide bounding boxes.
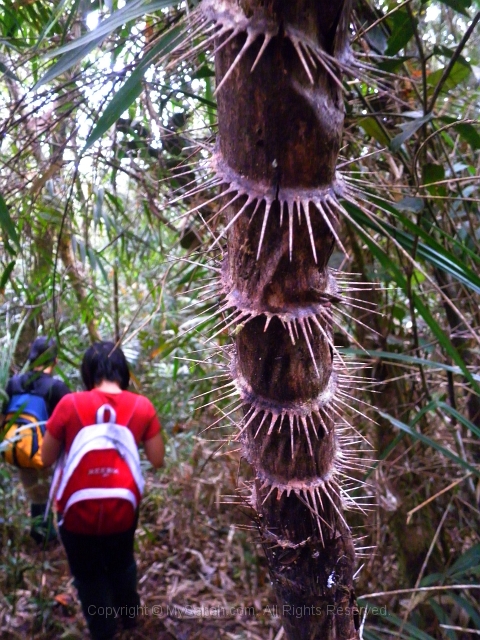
[205,1,359,638]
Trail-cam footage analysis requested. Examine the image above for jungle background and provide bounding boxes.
[0,0,479,638]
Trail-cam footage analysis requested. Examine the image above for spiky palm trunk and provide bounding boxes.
[204,1,358,638]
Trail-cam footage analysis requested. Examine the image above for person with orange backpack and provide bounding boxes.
[1,336,70,544]
[41,341,164,640]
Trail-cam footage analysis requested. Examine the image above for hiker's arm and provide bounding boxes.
[144,432,164,469]
[41,432,62,467]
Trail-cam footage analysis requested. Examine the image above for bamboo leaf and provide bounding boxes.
[342,349,480,382]
[447,544,480,577]
[436,401,480,439]
[352,231,480,394]
[429,601,457,640]
[33,0,75,50]
[35,36,104,88]
[357,600,437,640]
[345,200,480,293]
[378,411,480,478]
[0,194,20,250]
[372,192,480,266]
[447,593,480,628]
[0,261,16,290]
[0,60,21,82]
[84,72,143,150]
[391,112,433,151]
[36,0,178,87]
[84,27,180,150]
[44,0,177,58]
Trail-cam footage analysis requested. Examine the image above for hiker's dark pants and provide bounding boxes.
[60,520,140,640]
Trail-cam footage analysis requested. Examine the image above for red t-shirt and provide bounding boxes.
[46,389,161,453]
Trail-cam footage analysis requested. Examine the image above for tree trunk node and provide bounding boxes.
[205,0,359,637]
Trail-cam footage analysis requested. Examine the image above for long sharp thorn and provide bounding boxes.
[291,38,314,83]
[208,195,255,251]
[290,418,295,460]
[251,33,274,71]
[257,201,272,259]
[317,199,349,256]
[300,318,320,377]
[215,32,258,95]
[267,413,279,436]
[236,409,260,438]
[311,49,347,93]
[300,41,318,70]
[301,416,314,457]
[287,321,296,345]
[278,412,286,433]
[289,205,294,261]
[323,483,348,528]
[308,414,319,440]
[254,411,269,438]
[262,484,278,505]
[302,200,318,263]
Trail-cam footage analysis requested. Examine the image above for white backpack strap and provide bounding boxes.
[62,487,138,515]
[96,404,116,425]
[58,488,138,527]
[46,452,65,518]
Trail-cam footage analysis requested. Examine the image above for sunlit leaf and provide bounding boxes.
[427,60,472,93]
[359,117,390,147]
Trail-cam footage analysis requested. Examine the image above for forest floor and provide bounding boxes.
[3,424,476,640]
[0,433,285,640]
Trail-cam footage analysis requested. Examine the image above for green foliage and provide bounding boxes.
[0,0,479,638]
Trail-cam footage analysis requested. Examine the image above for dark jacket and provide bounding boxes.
[4,371,70,417]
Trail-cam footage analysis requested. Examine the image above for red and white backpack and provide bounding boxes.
[50,401,144,536]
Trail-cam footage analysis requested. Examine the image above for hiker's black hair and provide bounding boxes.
[81,341,130,391]
[28,337,58,366]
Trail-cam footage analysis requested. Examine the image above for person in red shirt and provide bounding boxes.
[42,341,164,640]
